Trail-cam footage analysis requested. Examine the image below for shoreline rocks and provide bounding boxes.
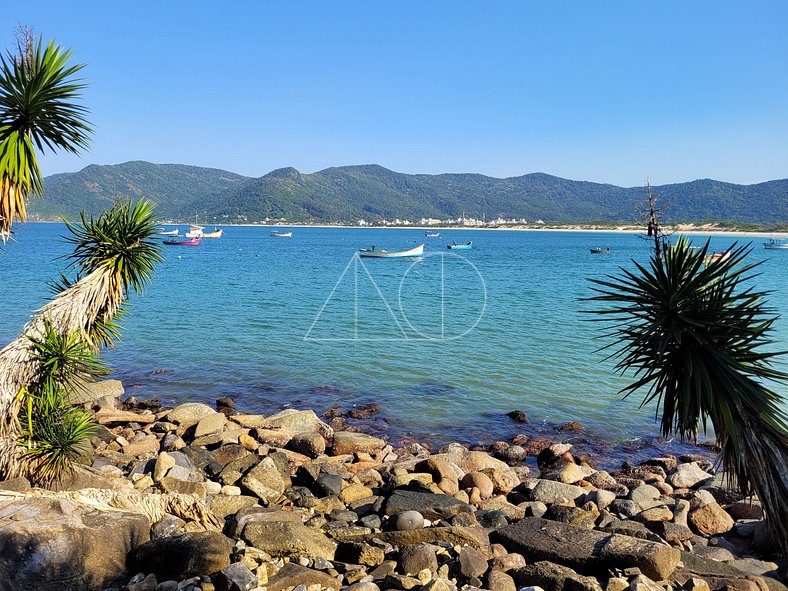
[0,392,785,591]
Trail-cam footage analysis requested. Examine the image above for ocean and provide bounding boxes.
[2,223,786,467]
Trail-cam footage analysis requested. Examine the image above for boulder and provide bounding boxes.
[431,449,520,493]
[400,543,438,575]
[512,561,603,591]
[668,463,713,489]
[132,531,233,580]
[490,517,680,580]
[240,456,291,504]
[260,409,333,438]
[194,412,226,438]
[530,479,586,504]
[265,563,341,591]
[0,497,150,590]
[214,561,258,591]
[689,503,734,536]
[167,402,216,428]
[334,525,490,549]
[242,520,336,560]
[384,489,472,520]
[69,379,124,408]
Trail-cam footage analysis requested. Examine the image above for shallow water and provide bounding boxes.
[1,224,786,467]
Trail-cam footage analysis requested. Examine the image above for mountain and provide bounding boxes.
[32,161,788,224]
[35,161,248,220]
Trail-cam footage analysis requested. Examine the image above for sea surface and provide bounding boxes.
[2,224,787,467]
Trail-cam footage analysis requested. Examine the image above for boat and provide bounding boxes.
[425,231,441,237]
[447,241,473,250]
[271,231,293,237]
[764,238,788,250]
[704,251,731,264]
[201,228,223,238]
[590,247,612,254]
[163,238,200,246]
[185,224,205,238]
[359,244,424,258]
[156,228,179,236]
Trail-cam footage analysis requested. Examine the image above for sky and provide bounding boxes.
[2,1,787,186]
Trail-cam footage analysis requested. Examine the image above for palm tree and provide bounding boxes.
[587,237,788,556]
[0,36,91,241]
[0,199,161,480]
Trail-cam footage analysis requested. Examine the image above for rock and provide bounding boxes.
[261,409,334,438]
[492,552,527,572]
[432,449,520,493]
[335,525,489,549]
[512,561,603,591]
[240,456,290,503]
[167,402,216,428]
[486,570,517,591]
[340,483,374,504]
[288,432,327,458]
[461,472,494,499]
[400,544,438,575]
[194,412,227,438]
[586,489,616,511]
[544,505,598,528]
[689,503,734,536]
[94,407,156,425]
[336,541,386,566]
[668,463,712,489]
[507,410,528,422]
[69,379,124,407]
[151,514,186,538]
[628,574,665,591]
[529,479,586,504]
[459,545,489,578]
[491,517,680,580]
[132,531,233,580]
[264,563,341,591]
[393,510,425,531]
[384,489,472,521]
[154,451,176,482]
[726,499,763,521]
[544,463,596,484]
[242,520,336,560]
[208,495,258,519]
[313,474,343,497]
[477,509,509,528]
[214,562,257,591]
[645,521,693,544]
[158,477,205,499]
[0,497,150,590]
[332,431,386,455]
[629,484,661,506]
[0,476,31,491]
[123,435,161,457]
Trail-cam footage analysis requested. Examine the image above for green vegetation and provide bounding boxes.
[33,162,788,225]
[0,34,91,240]
[0,199,161,482]
[588,237,788,555]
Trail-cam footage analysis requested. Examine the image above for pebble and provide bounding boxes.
[393,510,425,531]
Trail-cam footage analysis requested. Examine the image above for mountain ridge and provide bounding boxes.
[31,161,788,224]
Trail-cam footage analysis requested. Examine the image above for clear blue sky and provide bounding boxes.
[3,1,787,186]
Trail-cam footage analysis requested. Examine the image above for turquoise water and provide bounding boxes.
[2,224,786,464]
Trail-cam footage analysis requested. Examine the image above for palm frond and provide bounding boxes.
[586,236,788,556]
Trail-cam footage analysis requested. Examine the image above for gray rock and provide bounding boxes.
[393,510,425,531]
[152,514,186,538]
[214,562,257,591]
[314,474,343,497]
[668,463,713,489]
[384,489,472,521]
[288,432,327,458]
[260,409,334,438]
[529,479,585,504]
[68,378,125,407]
[264,562,341,591]
[512,561,602,591]
[460,545,489,578]
[167,402,216,428]
[491,517,680,580]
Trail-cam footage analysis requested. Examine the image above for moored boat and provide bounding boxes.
[271,231,293,237]
[156,228,179,236]
[185,224,205,238]
[590,247,612,254]
[359,244,424,258]
[447,241,472,250]
[764,238,788,250]
[163,238,200,246]
[425,231,440,237]
[201,228,223,238]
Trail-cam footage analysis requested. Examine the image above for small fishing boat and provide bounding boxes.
[425,231,441,237]
[156,228,179,236]
[185,224,205,238]
[201,228,223,238]
[764,238,788,250]
[590,247,612,254]
[271,230,293,237]
[447,241,473,250]
[704,251,731,264]
[163,237,200,246]
[359,244,424,258]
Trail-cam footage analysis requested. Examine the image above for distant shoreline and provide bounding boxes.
[26,219,787,238]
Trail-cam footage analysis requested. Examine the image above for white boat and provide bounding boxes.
[271,231,292,237]
[201,228,223,238]
[185,224,205,238]
[359,244,424,258]
[764,238,788,250]
[425,231,440,237]
[156,228,179,236]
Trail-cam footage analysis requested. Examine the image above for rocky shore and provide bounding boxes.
[0,381,785,591]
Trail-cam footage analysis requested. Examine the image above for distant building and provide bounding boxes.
[357,219,368,226]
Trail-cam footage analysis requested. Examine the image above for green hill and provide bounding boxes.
[31,161,788,224]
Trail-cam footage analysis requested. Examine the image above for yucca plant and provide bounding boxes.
[587,237,788,556]
[0,36,91,240]
[0,199,161,480]
[17,321,103,484]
